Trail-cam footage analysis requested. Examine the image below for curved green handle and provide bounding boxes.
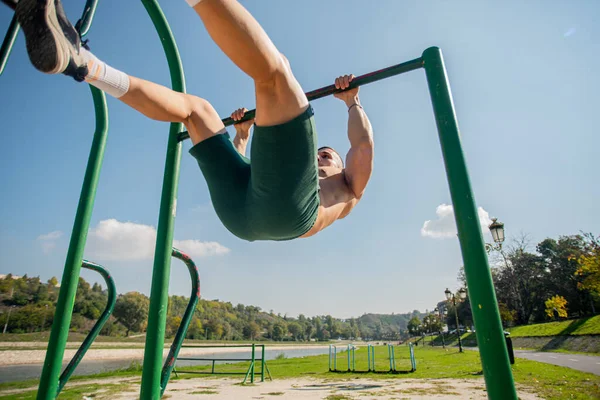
[160,248,201,396]
[56,260,117,396]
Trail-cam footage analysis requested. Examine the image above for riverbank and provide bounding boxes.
[0,343,331,366]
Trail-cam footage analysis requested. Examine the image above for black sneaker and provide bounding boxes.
[16,0,88,81]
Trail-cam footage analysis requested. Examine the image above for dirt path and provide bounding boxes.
[0,377,542,399]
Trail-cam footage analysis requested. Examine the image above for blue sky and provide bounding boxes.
[0,0,598,319]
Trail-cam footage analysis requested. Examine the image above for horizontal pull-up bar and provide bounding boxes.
[177,56,423,142]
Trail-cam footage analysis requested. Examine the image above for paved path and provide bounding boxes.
[514,349,600,375]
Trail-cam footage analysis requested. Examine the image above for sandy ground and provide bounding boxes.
[0,377,542,399]
[156,378,542,400]
[0,343,331,366]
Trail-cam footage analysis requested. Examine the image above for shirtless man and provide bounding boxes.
[16,0,374,241]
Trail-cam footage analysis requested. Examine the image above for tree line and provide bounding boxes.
[0,273,425,341]
[405,232,600,335]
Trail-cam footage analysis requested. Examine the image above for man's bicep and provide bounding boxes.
[344,142,374,199]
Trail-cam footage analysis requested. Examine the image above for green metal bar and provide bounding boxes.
[260,345,265,382]
[37,86,108,400]
[422,46,517,400]
[139,1,185,398]
[160,248,201,396]
[57,260,117,395]
[0,14,19,76]
[76,0,100,38]
[251,343,255,383]
[177,57,424,141]
[347,345,350,371]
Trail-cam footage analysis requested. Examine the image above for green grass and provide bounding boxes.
[1,346,598,399]
[508,315,600,337]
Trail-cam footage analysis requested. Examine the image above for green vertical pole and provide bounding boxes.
[139,1,185,399]
[347,345,350,371]
[422,46,517,400]
[0,14,19,76]
[36,86,108,400]
[260,345,265,382]
[251,344,256,383]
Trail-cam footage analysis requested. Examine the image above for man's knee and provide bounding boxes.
[184,96,225,144]
[255,53,291,86]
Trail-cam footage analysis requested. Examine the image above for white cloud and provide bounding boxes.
[173,239,230,258]
[86,219,230,261]
[38,231,63,241]
[421,204,493,239]
[37,230,63,253]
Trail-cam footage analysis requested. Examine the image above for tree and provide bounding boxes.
[575,233,600,306]
[545,295,568,320]
[407,316,421,336]
[113,292,150,336]
[287,322,302,341]
[243,321,261,340]
[272,322,288,341]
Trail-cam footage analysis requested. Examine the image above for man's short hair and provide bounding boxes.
[318,146,344,168]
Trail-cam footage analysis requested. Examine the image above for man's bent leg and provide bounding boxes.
[120,77,225,145]
[189,0,308,126]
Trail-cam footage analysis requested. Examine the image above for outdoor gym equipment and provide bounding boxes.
[57,261,116,395]
[329,344,416,373]
[172,343,272,384]
[328,344,357,372]
[2,0,518,398]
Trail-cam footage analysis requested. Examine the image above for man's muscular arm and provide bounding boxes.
[334,75,374,199]
[231,107,254,157]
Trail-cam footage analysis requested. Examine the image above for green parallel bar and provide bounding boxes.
[37,86,108,400]
[160,248,201,396]
[0,14,19,76]
[177,57,424,141]
[260,345,265,382]
[251,343,255,383]
[139,1,185,398]
[422,46,517,400]
[57,260,117,395]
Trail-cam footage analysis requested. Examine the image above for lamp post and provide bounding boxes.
[434,307,446,348]
[485,218,505,253]
[3,305,15,334]
[445,288,467,352]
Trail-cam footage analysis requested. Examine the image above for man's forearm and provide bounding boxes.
[345,96,373,147]
[233,134,249,157]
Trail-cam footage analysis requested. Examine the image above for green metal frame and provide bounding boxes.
[172,344,272,384]
[57,261,117,395]
[3,0,516,397]
[159,248,201,396]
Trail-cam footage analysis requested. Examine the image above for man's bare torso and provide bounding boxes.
[299,166,359,238]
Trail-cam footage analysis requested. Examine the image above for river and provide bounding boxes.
[0,346,333,383]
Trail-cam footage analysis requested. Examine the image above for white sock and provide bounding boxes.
[80,48,130,98]
[185,0,203,7]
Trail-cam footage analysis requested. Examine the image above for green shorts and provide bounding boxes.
[189,106,320,242]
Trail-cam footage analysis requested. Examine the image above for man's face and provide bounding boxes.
[317,147,343,168]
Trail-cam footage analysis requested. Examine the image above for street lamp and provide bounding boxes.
[2,305,15,335]
[434,307,446,349]
[445,288,467,352]
[485,218,505,253]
